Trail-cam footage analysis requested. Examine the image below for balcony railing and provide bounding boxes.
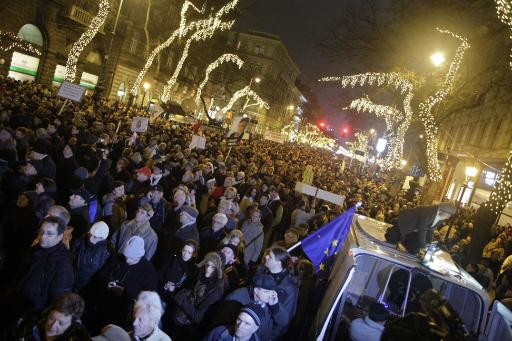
[69,5,93,26]
[68,5,105,32]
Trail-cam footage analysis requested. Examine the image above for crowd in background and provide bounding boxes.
[0,76,511,340]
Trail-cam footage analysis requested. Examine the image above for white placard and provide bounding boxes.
[316,189,345,206]
[131,117,149,133]
[294,182,318,197]
[189,135,206,150]
[57,81,87,102]
[264,130,286,144]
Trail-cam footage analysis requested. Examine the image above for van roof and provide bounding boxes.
[352,214,484,292]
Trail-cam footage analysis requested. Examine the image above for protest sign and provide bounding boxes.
[264,130,286,144]
[57,81,86,102]
[131,117,149,133]
[189,135,206,150]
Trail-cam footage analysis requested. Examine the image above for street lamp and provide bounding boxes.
[419,134,424,139]
[254,77,261,84]
[370,128,375,134]
[401,160,408,167]
[431,52,445,67]
[457,166,478,207]
[141,82,150,108]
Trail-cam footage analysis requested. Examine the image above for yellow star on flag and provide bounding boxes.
[324,248,329,255]
[331,239,339,247]
[319,263,325,271]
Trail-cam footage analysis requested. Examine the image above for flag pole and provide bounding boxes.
[287,241,302,253]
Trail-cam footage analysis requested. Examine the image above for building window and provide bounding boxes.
[18,24,44,46]
[128,32,139,54]
[484,171,497,186]
[254,45,265,55]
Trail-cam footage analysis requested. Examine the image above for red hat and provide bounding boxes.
[136,166,152,177]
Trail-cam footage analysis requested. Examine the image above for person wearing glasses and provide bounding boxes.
[3,216,74,329]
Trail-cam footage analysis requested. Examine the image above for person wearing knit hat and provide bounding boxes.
[204,303,264,341]
[71,221,111,291]
[92,236,157,329]
[181,205,199,219]
[89,221,109,240]
[136,166,152,179]
[122,236,146,262]
[350,302,389,341]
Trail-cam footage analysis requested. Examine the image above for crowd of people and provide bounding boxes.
[0,75,511,340]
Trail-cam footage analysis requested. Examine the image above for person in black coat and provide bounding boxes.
[167,252,224,340]
[87,236,157,333]
[71,221,112,292]
[14,293,90,341]
[158,240,198,303]
[3,192,39,277]
[3,216,74,329]
[68,189,91,241]
[199,213,228,258]
[167,205,200,258]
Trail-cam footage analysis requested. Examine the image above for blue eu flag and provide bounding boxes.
[301,206,356,272]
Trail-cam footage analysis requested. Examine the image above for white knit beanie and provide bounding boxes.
[122,236,145,258]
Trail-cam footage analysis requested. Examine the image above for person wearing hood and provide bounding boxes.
[71,221,112,292]
[112,203,158,261]
[205,303,265,341]
[170,252,224,338]
[92,236,157,331]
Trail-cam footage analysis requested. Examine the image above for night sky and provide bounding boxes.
[236,0,351,125]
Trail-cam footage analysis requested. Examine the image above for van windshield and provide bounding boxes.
[323,253,483,340]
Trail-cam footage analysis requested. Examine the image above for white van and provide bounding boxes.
[310,214,512,340]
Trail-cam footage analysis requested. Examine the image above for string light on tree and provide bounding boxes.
[219,85,269,114]
[495,0,512,69]
[0,30,41,55]
[485,150,512,214]
[160,0,239,102]
[348,96,404,170]
[195,54,243,106]
[64,0,111,82]
[419,28,470,182]
[130,0,238,97]
[320,72,414,170]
